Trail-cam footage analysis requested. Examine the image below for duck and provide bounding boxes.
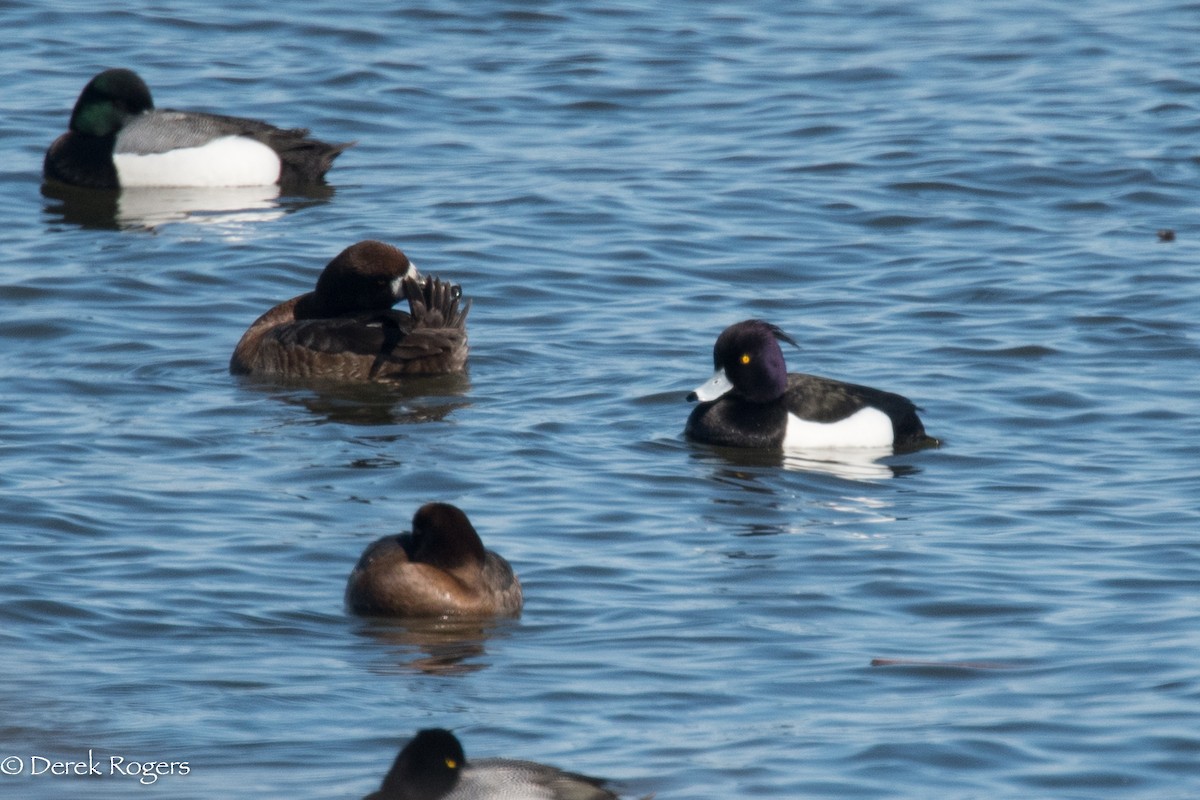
[346,503,522,618]
[44,68,350,190]
[365,728,633,800]
[229,240,469,382]
[685,319,935,452]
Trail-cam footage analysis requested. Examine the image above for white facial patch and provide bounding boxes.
[691,369,733,402]
[783,406,895,449]
[391,262,420,299]
[114,136,281,187]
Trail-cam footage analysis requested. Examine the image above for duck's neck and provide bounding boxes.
[294,292,332,320]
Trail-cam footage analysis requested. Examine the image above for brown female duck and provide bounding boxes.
[346,503,523,618]
[230,240,468,381]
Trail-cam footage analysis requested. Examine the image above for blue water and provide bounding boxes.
[2,1,1199,797]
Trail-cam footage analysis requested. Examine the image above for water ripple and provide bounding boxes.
[2,1,1200,798]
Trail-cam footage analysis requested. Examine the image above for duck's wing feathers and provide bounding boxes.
[115,110,268,154]
[479,551,524,615]
[460,759,620,800]
[367,276,470,379]
[271,310,413,358]
[784,373,918,422]
[405,275,471,331]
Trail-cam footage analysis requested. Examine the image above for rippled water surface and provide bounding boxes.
[2,1,1200,798]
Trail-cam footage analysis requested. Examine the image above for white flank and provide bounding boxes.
[114,136,281,187]
[691,369,733,402]
[783,406,894,449]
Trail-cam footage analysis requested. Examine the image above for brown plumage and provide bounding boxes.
[229,240,469,382]
[346,503,523,618]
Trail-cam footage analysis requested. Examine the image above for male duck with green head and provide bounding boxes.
[44,68,350,190]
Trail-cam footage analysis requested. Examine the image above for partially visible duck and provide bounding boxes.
[44,68,350,190]
[365,728,634,800]
[685,319,935,452]
[346,504,522,618]
[229,241,469,382]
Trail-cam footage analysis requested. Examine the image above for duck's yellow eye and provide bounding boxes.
[740,353,751,365]
[445,757,457,769]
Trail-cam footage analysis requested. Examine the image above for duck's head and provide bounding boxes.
[373,728,465,800]
[688,319,796,404]
[312,240,421,316]
[69,68,154,137]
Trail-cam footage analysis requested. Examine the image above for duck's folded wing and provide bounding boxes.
[116,109,347,155]
[463,760,620,800]
[116,110,259,154]
[787,373,927,419]
[273,313,404,356]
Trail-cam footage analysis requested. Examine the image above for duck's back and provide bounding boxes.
[117,110,262,153]
[453,759,620,800]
